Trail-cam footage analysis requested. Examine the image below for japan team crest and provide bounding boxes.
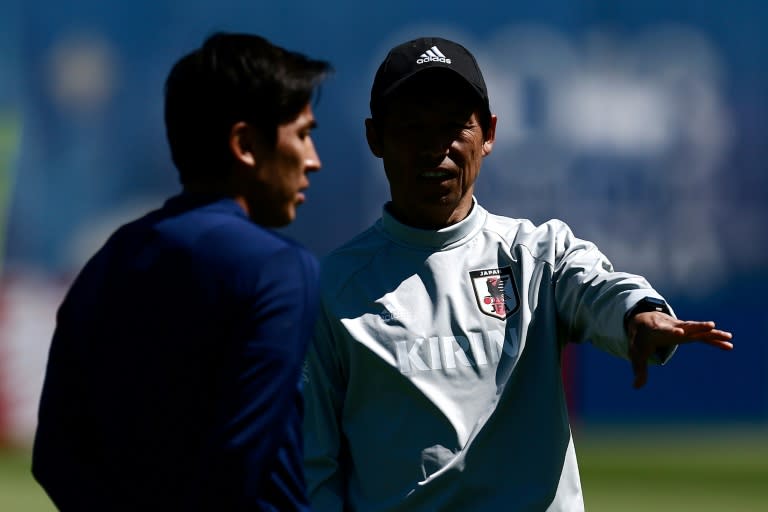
[469,267,520,320]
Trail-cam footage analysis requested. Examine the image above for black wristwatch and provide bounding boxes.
[624,296,671,327]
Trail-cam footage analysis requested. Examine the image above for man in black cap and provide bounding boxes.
[302,36,732,511]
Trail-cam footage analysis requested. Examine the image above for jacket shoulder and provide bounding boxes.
[318,225,384,296]
[483,213,578,261]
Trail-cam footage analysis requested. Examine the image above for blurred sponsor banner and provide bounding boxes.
[1,1,766,444]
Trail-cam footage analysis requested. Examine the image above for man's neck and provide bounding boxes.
[385,199,475,230]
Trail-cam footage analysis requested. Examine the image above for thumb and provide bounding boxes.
[631,352,649,389]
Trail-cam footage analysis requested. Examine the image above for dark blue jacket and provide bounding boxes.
[32,193,319,511]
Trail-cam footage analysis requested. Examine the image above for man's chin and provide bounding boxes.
[253,208,295,228]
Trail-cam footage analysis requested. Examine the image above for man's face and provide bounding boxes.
[246,103,321,227]
[367,75,496,229]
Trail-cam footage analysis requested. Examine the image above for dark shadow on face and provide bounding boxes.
[374,69,489,137]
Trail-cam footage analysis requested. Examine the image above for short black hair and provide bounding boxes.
[164,32,331,185]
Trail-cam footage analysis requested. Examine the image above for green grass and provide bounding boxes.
[0,446,54,512]
[576,425,768,511]
[1,425,766,511]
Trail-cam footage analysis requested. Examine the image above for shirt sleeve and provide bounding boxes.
[549,220,676,362]
[303,299,349,512]
[32,256,113,509]
[210,244,319,503]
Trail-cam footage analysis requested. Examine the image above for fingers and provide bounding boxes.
[630,321,734,388]
[628,312,734,388]
[675,320,716,334]
[698,338,734,350]
[680,326,733,349]
[669,319,732,338]
[676,324,734,347]
[691,329,733,341]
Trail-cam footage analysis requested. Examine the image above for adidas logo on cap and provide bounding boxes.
[416,45,452,65]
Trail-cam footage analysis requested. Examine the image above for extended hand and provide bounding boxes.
[627,311,733,389]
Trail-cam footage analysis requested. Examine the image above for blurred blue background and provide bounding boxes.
[0,0,766,444]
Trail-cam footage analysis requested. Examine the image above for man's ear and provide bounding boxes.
[482,114,498,157]
[229,121,258,167]
[365,118,383,158]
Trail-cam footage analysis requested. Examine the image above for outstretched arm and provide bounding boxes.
[627,311,733,388]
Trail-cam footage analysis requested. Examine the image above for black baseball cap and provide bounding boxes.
[370,36,489,117]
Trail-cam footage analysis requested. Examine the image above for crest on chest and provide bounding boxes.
[469,267,520,320]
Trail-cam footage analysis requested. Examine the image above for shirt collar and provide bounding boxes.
[378,197,486,250]
[162,192,248,219]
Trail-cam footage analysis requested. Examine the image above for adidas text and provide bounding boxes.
[417,56,451,65]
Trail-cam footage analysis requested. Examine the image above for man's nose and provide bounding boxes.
[305,138,321,172]
[421,131,453,157]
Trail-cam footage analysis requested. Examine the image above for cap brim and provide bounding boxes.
[377,65,484,104]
